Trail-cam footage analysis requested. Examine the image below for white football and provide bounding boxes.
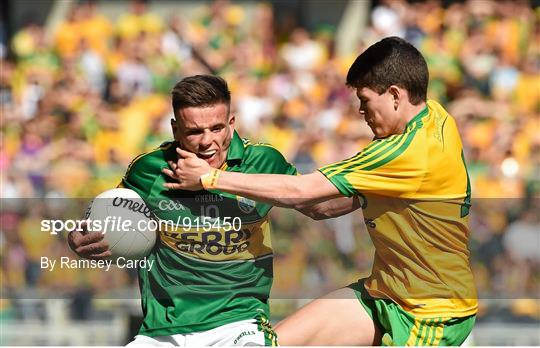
[85,188,157,261]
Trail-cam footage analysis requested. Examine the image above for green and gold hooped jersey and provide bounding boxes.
[319,100,477,319]
[120,132,296,337]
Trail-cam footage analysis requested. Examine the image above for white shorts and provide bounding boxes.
[127,318,277,346]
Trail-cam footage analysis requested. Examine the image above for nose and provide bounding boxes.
[200,130,213,148]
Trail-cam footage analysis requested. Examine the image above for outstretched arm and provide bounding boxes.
[163,148,344,209]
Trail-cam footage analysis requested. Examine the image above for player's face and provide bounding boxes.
[356,87,401,139]
[172,103,235,168]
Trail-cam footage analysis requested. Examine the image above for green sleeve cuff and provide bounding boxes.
[317,169,355,197]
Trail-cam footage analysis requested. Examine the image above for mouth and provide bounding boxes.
[197,149,218,161]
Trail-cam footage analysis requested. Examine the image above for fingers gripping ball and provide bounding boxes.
[86,188,157,261]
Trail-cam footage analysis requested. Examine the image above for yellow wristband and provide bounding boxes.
[200,168,221,190]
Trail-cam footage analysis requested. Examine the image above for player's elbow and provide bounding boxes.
[295,202,331,220]
[309,207,336,220]
[297,208,331,221]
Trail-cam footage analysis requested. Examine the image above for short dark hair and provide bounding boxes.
[171,75,231,115]
[346,37,428,105]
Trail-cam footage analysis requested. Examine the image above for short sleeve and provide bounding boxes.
[318,132,424,198]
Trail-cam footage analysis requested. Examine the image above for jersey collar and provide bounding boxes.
[225,131,245,164]
[406,104,429,131]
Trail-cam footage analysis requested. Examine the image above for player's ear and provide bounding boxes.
[228,114,236,132]
[388,85,401,110]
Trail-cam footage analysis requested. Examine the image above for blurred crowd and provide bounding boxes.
[1,0,539,323]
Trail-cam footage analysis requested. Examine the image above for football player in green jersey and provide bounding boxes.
[69,75,357,346]
[164,38,477,346]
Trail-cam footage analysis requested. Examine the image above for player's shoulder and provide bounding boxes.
[126,141,174,174]
[241,139,296,175]
[243,140,287,162]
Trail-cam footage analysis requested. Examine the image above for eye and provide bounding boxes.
[187,129,203,136]
[211,126,224,133]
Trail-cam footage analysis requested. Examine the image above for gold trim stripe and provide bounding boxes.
[321,135,400,176]
[415,319,427,346]
[423,318,439,345]
[406,318,422,346]
[326,122,419,179]
[431,317,448,346]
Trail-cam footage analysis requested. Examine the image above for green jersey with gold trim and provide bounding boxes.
[120,132,296,337]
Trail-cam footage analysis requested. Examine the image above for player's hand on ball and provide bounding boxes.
[162,148,211,191]
[68,222,112,260]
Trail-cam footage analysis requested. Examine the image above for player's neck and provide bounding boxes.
[402,101,427,127]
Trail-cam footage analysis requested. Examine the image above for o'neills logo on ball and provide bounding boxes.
[112,197,153,218]
[237,196,256,214]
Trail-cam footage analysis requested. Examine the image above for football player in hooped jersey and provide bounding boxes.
[68,75,359,346]
[166,38,478,346]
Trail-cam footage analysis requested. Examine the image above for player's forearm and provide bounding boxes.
[211,171,319,208]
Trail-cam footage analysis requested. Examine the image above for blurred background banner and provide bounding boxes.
[1,0,539,345]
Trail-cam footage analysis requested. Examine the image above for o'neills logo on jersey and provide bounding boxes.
[112,197,153,219]
[195,194,223,203]
[237,196,256,214]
